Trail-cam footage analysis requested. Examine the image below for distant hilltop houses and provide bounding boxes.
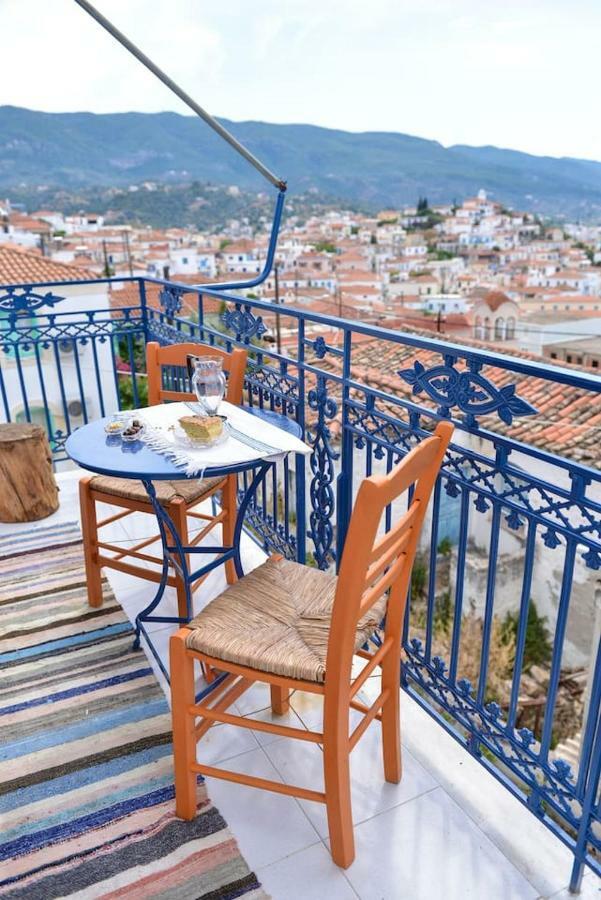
[1,187,601,371]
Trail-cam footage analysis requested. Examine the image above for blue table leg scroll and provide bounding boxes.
[132,462,271,686]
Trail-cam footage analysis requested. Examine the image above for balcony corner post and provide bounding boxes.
[335,330,353,569]
[138,278,149,344]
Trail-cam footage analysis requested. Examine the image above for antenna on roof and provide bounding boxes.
[73,0,286,193]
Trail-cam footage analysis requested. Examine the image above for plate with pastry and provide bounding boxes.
[172,414,229,448]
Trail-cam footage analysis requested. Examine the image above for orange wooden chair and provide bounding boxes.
[169,421,453,868]
[79,341,247,617]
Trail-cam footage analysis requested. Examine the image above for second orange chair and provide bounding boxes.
[169,421,453,868]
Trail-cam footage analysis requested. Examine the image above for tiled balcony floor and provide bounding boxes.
[4,468,600,900]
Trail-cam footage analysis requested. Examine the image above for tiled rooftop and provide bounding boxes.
[0,244,96,283]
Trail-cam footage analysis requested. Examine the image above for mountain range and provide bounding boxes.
[2,105,601,219]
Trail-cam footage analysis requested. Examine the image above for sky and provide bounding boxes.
[2,0,601,162]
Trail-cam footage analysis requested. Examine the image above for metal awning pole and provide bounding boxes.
[73,0,286,192]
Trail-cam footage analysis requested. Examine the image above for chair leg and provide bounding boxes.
[380,655,402,784]
[323,697,355,868]
[270,685,290,715]
[170,631,198,820]
[79,477,103,608]
[169,499,190,620]
[221,475,238,585]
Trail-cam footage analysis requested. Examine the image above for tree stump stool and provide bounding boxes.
[0,424,59,523]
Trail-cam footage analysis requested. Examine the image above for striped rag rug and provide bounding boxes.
[0,520,265,899]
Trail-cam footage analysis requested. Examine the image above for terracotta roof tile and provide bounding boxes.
[0,245,96,283]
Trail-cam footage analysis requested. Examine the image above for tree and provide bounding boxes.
[313,240,337,253]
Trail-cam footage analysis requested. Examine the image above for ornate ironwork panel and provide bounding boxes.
[307,374,339,569]
[398,355,537,426]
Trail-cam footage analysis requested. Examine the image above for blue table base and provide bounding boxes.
[132,462,271,693]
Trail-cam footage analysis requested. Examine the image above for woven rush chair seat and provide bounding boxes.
[185,556,387,683]
[90,474,225,507]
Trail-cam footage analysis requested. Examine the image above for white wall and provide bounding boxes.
[1,283,119,438]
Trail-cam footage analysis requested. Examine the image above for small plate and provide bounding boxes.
[104,420,127,436]
[122,425,145,442]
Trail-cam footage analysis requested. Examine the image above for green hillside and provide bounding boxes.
[2,105,601,218]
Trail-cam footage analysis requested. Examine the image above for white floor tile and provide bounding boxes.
[289,689,326,724]
[257,843,358,900]
[392,690,580,898]
[344,787,538,900]
[243,703,310,749]
[196,720,261,767]
[235,682,279,716]
[264,713,438,840]
[548,869,601,898]
[199,746,322,869]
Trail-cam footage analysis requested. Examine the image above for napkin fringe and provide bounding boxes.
[142,427,208,478]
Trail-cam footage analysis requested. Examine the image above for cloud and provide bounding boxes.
[1,0,600,161]
[0,0,224,113]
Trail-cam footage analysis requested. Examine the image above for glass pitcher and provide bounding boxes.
[191,356,226,416]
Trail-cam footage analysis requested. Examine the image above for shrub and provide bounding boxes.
[411,556,428,600]
[501,601,552,671]
[437,537,452,556]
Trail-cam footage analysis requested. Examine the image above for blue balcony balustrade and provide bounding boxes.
[1,274,600,890]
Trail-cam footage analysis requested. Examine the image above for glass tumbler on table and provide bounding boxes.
[191,357,226,415]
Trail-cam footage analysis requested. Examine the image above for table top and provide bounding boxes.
[66,406,303,480]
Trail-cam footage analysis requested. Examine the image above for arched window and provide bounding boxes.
[494,317,505,340]
[506,316,516,340]
[484,317,491,340]
[474,316,483,340]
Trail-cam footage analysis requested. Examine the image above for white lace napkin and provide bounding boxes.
[137,401,310,477]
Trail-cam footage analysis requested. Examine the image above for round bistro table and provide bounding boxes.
[66,407,303,689]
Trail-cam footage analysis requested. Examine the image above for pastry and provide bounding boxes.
[178,415,223,442]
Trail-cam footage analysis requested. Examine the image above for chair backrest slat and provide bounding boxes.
[326,422,454,685]
[365,527,413,589]
[146,341,247,407]
[359,552,407,618]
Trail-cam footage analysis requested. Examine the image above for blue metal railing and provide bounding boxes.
[1,274,600,890]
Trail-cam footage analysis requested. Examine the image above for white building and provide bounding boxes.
[0,247,116,441]
[472,291,518,342]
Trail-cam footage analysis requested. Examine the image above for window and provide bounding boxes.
[566,354,573,363]
[182,257,188,265]
[577,357,583,365]
[592,360,599,368]
[550,352,557,359]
